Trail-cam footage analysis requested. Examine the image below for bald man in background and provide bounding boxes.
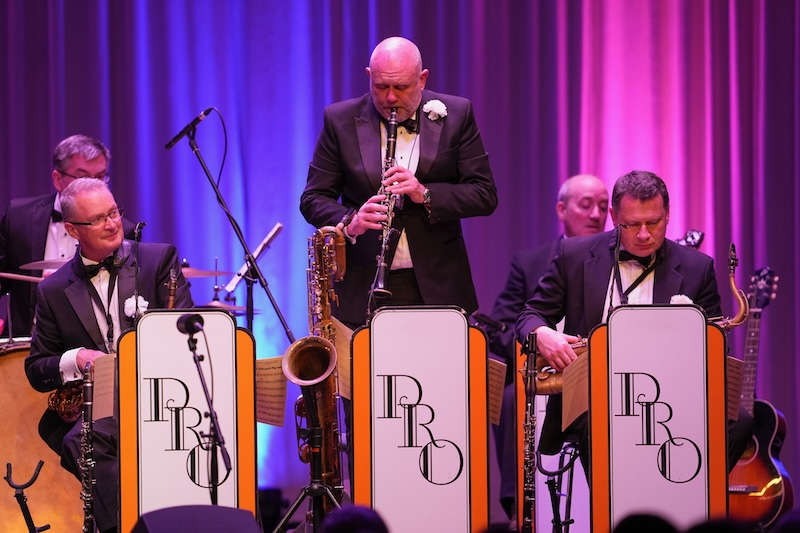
[487,174,608,518]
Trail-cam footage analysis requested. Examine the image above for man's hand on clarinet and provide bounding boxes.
[535,326,581,371]
[76,348,107,371]
[346,194,388,237]
[383,166,425,203]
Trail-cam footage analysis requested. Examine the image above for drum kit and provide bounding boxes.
[0,258,257,315]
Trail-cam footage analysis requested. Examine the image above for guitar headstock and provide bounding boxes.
[747,266,779,310]
[676,229,704,249]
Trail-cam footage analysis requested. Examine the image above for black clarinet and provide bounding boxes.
[79,362,95,533]
[370,107,399,302]
[520,333,537,533]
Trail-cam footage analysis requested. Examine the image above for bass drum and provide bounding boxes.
[0,339,81,531]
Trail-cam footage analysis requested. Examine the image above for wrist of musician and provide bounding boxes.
[342,222,357,244]
[60,348,85,384]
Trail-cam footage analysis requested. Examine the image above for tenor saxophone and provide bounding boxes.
[282,227,346,514]
[79,362,95,533]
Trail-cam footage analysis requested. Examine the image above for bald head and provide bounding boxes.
[366,37,429,122]
[369,37,423,72]
[556,174,609,237]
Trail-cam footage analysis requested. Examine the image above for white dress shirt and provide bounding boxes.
[59,256,121,383]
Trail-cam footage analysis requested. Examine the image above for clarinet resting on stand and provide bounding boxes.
[368,107,402,313]
[78,362,95,533]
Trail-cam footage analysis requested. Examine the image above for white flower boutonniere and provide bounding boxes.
[670,294,694,305]
[124,294,149,318]
[422,99,447,121]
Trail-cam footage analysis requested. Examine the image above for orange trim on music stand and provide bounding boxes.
[589,324,611,531]
[352,327,372,505]
[469,327,489,530]
[118,330,139,530]
[706,324,728,517]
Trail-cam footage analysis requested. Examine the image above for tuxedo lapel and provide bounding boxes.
[583,235,614,329]
[653,244,682,304]
[116,242,137,331]
[416,96,442,179]
[355,101,383,190]
[28,194,56,263]
[64,259,106,350]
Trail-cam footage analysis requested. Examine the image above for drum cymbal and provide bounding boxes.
[0,272,44,283]
[19,259,68,270]
[204,300,260,316]
[182,267,233,278]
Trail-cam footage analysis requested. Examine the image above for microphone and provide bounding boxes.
[224,222,283,293]
[165,108,214,149]
[177,313,204,335]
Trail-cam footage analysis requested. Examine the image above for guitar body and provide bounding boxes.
[729,399,794,528]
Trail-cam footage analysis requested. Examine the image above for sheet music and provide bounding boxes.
[255,356,287,426]
[561,351,589,431]
[92,353,115,420]
[331,317,353,400]
[487,358,507,425]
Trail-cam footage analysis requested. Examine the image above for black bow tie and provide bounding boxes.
[398,116,419,133]
[52,209,63,222]
[382,114,419,133]
[618,250,653,268]
[83,255,119,278]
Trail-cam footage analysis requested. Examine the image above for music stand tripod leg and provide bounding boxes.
[271,426,341,533]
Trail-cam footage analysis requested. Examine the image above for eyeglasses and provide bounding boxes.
[68,207,124,227]
[618,219,664,234]
[58,169,110,183]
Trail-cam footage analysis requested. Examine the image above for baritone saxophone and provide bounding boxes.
[282,226,346,510]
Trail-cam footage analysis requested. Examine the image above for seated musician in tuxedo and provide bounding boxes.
[0,134,135,336]
[25,178,193,533]
[487,173,608,517]
[516,170,751,478]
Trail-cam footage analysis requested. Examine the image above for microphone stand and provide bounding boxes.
[182,127,295,344]
[184,331,232,505]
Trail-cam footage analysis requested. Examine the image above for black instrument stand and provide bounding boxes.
[185,333,232,505]
[4,461,50,532]
[183,127,295,344]
[537,445,580,533]
[271,426,342,533]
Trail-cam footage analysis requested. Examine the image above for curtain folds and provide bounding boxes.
[2,0,798,494]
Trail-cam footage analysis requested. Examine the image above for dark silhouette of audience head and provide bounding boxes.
[320,504,389,533]
[613,513,677,533]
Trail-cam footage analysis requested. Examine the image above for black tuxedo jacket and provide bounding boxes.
[25,240,193,453]
[516,230,722,453]
[300,89,497,326]
[488,238,562,364]
[0,193,135,336]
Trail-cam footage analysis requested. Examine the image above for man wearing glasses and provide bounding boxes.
[514,170,751,477]
[25,178,192,533]
[0,134,134,336]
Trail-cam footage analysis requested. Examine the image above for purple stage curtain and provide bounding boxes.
[1,0,799,505]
